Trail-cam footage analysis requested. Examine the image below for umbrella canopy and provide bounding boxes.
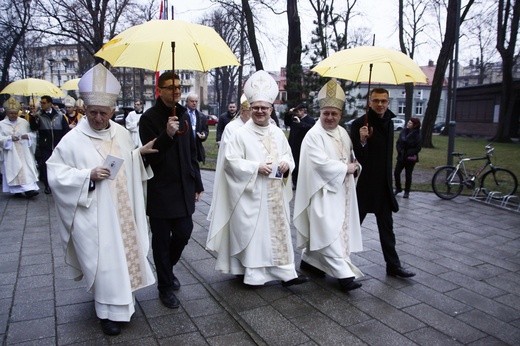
[94,19,240,72]
[311,46,427,85]
[61,78,81,91]
[0,78,63,97]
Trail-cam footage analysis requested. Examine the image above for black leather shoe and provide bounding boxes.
[24,190,39,198]
[300,260,326,277]
[282,274,309,287]
[159,290,180,309]
[394,188,402,196]
[100,319,121,336]
[403,192,410,198]
[338,277,362,292]
[172,275,180,291]
[387,267,416,278]
[44,186,51,194]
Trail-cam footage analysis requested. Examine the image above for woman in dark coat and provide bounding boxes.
[394,117,421,198]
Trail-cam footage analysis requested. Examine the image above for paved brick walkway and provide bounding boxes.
[1,170,519,345]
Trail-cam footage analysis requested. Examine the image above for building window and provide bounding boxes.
[398,101,406,115]
[415,102,423,115]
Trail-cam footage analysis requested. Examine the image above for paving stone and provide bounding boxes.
[183,297,225,318]
[351,297,425,333]
[6,316,55,344]
[148,311,197,338]
[403,303,485,343]
[193,312,243,338]
[10,299,54,322]
[211,281,267,312]
[446,287,519,322]
[400,283,472,316]
[405,327,463,345]
[20,253,52,266]
[0,284,14,300]
[206,331,257,346]
[457,308,520,345]
[439,270,506,298]
[18,262,53,277]
[347,319,417,346]
[356,278,419,309]
[290,310,364,345]
[13,285,54,305]
[271,294,316,320]
[56,301,96,324]
[6,336,57,345]
[240,305,309,346]
[55,286,93,306]
[159,331,208,345]
[175,283,213,302]
[16,274,53,290]
[138,295,185,319]
[56,319,108,344]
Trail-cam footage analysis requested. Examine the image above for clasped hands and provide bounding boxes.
[11,134,29,141]
[258,161,289,176]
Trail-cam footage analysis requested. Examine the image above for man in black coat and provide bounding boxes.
[216,102,237,146]
[29,95,69,194]
[139,71,204,309]
[185,93,209,164]
[287,103,315,189]
[351,88,415,279]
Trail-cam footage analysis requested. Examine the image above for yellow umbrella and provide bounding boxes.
[0,78,63,97]
[312,46,427,85]
[61,78,81,91]
[94,19,240,72]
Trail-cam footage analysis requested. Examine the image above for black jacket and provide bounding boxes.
[139,97,204,218]
[396,127,421,163]
[188,109,209,164]
[351,108,399,213]
[29,108,69,152]
[216,111,235,142]
[288,115,316,163]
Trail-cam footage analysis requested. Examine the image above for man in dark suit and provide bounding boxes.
[350,88,415,279]
[185,93,209,164]
[139,72,204,309]
[287,103,315,189]
[216,102,237,146]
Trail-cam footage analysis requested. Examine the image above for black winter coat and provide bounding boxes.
[396,127,421,163]
[351,108,399,213]
[139,97,204,218]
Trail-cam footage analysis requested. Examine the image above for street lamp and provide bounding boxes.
[47,58,55,85]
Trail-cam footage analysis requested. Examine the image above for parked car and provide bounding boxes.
[392,118,405,131]
[433,122,445,133]
[206,114,219,126]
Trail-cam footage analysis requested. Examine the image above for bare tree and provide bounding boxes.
[399,0,429,122]
[33,0,136,73]
[285,0,303,109]
[493,0,519,141]
[0,0,32,91]
[421,0,474,148]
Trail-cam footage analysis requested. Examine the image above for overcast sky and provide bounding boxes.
[163,1,447,71]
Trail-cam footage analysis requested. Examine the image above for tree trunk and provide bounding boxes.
[241,0,263,71]
[286,0,303,108]
[421,0,459,148]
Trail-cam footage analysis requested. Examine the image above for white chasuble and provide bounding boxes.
[0,118,39,193]
[293,122,363,279]
[206,120,297,285]
[47,119,154,320]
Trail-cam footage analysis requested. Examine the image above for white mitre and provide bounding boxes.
[318,79,345,110]
[63,95,76,107]
[78,63,121,107]
[243,70,278,104]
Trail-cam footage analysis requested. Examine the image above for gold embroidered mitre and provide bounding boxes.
[243,70,278,104]
[79,64,121,107]
[318,79,345,110]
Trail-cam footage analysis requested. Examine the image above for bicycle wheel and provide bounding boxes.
[432,166,464,200]
[480,168,518,198]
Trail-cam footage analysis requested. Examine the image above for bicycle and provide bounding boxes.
[431,144,518,200]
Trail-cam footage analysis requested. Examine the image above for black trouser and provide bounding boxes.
[149,216,193,293]
[359,208,401,270]
[394,160,416,193]
[37,148,52,188]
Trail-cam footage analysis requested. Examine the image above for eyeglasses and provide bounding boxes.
[370,99,389,105]
[251,106,271,112]
[87,110,110,117]
[159,85,181,91]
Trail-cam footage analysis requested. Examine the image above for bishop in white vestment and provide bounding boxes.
[0,97,39,197]
[47,64,157,336]
[207,71,308,287]
[294,80,364,292]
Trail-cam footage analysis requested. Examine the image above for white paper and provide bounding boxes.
[268,162,283,180]
[103,155,124,180]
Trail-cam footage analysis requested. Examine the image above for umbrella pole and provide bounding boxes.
[170,41,188,135]
[364,63,373,126]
